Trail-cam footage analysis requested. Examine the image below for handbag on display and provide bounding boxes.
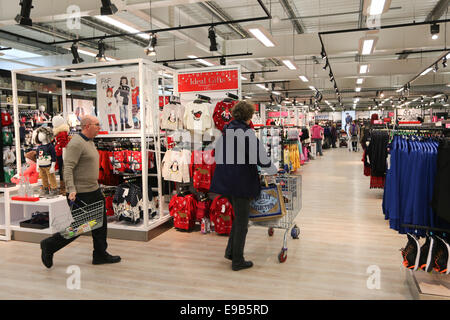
[249,176,286,221]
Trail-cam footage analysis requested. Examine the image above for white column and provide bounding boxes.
[139,62,149,228]
[11,72,21,175]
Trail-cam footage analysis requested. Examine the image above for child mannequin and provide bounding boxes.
[52,115,70,195]
[35,127,58,197]
[11,151,39,184]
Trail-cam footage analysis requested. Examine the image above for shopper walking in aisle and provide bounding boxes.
[331,123,338,148]
[311,122,324,156]
[40,115,121,268]
[211,101,277,271]
[349,120,360,152]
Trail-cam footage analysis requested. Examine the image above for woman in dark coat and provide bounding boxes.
[210,101,276,271]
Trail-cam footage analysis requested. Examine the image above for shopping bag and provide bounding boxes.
[249,176,286,221]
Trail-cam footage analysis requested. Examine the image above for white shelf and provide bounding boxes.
[10,195,67,206]
[10,221,52,234]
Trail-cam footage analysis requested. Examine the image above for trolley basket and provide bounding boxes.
[61,199,104,239]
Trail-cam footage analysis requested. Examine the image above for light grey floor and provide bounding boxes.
[0,147,414,299]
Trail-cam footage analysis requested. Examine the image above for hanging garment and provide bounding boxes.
[195,198,211,222]
[210,195,234,235]
[160,103,185,131]
[190,149,216,192]
[367,130,389,189]
[213,100,237,131]
[162,149,191,183]
[183,102,212,133]
[431,139,450,225]
[53,124,70,157]
[383,135,439,236]
[169,194,197,230]
[1,111,12,126]
[113,182,144,224]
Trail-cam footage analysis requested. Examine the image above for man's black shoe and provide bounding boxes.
[125,124,132,129]
[224,254,232,261]
[93,252,121,265]
[232,260,253,271]
[40,240,53,269]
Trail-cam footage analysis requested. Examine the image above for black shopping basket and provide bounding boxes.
[61,200,104,239]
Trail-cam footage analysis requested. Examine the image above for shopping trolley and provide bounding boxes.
[250,174,302,263]
[60,200,104,239]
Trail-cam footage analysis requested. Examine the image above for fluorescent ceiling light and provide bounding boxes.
[77,49,97,57]
[299,75,309,82]
[370,0,386,15]
[2,48,42,59]
[308,86,316,91]
[364,0,391,16]
[433,94,442,98]
[359,64,369,74]
[248,27,275,47]
[420,67,433,76]
[272,91,281,95]
[355,87,361,92]
[356,78,364,84]
[188,55,214,67]
[96,15,149,40]
[354,98,360,102]
[360,38,376,55]
[282,59,297,70]
[241,76,248,80]
[78,48,116,61]
[396,87,404,93]
[256,84,268,90]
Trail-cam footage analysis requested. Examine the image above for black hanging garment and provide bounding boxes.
[367,131,389,189]
[431,139,450,224]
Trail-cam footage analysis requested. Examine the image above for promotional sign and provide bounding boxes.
[178,70,239,92]
[97,72,140,132]
[267,111,289,117]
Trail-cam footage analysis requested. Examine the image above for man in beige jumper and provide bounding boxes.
[40,115,121,268]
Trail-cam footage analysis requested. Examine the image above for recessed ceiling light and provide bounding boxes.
[308,86,316,91]
[299,75,309,82]
[96,15,149,40]
[188,55,214,67]
[355,87,361,92]
[241,76,248,80]
[356,78,364,84]
[420,67,433,76]
[272,91,281,95]
[359,64,369,74]
[360,38,377,55]
[248,27,275,47]
[282,59,297,70]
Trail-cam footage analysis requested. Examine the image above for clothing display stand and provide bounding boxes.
[9,59,172,241]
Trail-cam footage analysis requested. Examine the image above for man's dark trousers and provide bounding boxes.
[42,189,107,256]
[225,196,251,264]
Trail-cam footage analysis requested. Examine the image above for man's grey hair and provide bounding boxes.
[80,115,96,127]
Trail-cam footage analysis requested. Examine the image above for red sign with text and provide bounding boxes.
[178,70,239,92]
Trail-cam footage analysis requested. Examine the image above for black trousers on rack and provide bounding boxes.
[225,196,251,265]
[41,189,108,256]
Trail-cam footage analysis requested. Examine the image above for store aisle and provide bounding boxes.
[0,148,413,300]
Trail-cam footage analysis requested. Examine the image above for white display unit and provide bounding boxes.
[10,59,176,240]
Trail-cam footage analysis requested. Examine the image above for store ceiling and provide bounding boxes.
[0,0,449,111]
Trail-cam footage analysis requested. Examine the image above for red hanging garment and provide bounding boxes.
[213,100,236,131]
[210,196,234,235]
[190,150,216,192]
[169,194,197,230]
[195,198,211,221]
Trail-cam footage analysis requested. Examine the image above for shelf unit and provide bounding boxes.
[9,59,176,241]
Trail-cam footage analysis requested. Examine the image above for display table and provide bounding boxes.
[406,269,450,300]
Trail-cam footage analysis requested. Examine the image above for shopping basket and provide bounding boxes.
[249,174,302,263]
[60,200,104,239]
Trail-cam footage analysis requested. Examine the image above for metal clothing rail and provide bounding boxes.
[401,224,450,234]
